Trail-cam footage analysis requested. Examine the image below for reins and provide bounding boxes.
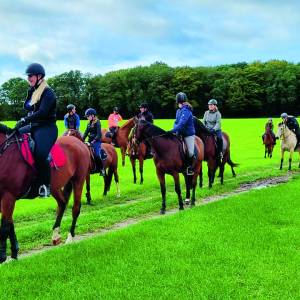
[0,131,21,156]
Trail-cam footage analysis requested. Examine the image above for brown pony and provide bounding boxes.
[263,127,275,158]
[193,117,238,188]
[135,120,204,213]
[0,130,90,263]
[101,118,135,166]
[65,129,120,198]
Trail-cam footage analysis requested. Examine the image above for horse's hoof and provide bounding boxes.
[11,249,19,259]
[185,199,190,205]
[65,233,74,244]
[52,237,61,246]
[160,209,165,215]
[116,193,121,198]
[0,256,7,264]
[179,206,184,211]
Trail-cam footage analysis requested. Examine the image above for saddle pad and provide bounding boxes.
[20,134,66,168]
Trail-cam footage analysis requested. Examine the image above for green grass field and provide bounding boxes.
[1,118,299,299]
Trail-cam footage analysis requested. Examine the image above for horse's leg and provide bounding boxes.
[280,150,284,170]
[156,170,166,214]
[139,157,144,184]
[191,173,198,207]
[173,173,184,211]
[184,174,191,205]
[199,169,203,188]
[130,156,137,184]
[219,161,225,185]
[0,193,17,262]
[289,151,293,171]
[66,178,84,243]
[121,147,126,167]
[51,189,67,245]
[114,169,120,198]
[85,173,92,205]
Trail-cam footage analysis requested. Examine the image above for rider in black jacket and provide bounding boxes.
[14,63,58,197]
[281,112,300,145]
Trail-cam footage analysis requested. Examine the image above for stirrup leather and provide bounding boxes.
[39,185,51,197]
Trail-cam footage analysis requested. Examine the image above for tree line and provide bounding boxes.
[1,60,300,121]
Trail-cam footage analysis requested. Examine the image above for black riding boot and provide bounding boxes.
[36,158,51,198]
[95,156,105,176]
[217,137,223,160]
[186,155,196,176]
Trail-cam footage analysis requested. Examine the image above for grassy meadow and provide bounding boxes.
[1,118,299,298]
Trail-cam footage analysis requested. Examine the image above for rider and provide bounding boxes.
[83,108,106,176]
[14,63,58,197]
[137,103,154,158]
[108,107,122,145]
[262,118,276,145]
[203,99,223,160]
[169,92,196,175]
[281,112,300,145]
[64,104,80,130]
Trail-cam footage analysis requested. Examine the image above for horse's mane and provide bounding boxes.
[140,120,166,136]
[121,117,134,128]
[193,116,210,135]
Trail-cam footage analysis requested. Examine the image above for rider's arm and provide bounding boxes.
[75,114,80,130]
[83,125,90,141]
[64,114,68,129]
[172,109,190,132]
[212,112,221,131]
[95,120,102,141]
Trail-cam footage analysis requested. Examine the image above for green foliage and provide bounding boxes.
[1,60,300,119]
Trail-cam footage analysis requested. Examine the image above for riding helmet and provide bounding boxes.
[85,108,97,117]
[280,112,288,118]
[25,63,46,77]
[208,99,218,105]
[139,103,149,109]
[113,106,119,112]
[175,92,187,104]
[67,104,75,111]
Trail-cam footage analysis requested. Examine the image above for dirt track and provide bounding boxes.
[4,173,296,263]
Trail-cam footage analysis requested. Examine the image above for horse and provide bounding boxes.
[263,127,275,158]
[65,129,120,198]
[276,122,300,170]
[127,134,152,184]
[101,118,135,166]
[193,117,238,188]
[135,120,204,214]
[0,130,90,263]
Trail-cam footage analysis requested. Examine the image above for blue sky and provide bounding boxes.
[1,0,300,84]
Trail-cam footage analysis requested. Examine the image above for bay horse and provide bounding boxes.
[263,127,275,158]
[101,118,135,166]
[0,130,90,263]
[193,117,238,188]
[65,129,120,198]
[135,120,204,213]
[276,122,300,170]
[127,136,149,184]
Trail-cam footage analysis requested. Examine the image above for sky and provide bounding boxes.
[0,0,300,84]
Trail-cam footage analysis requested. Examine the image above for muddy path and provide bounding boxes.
[4,172,296,263]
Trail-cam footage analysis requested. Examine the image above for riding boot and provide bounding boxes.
[36,158,51,198]
[186,155,196,176]
[95,156,105,176]
[217,137,223,160]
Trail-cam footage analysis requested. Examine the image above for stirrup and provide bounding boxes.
[186,166,194,176]
[99,169,105,177]
[38,185,51,198]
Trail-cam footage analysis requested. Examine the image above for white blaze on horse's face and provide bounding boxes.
[277,124,285,139]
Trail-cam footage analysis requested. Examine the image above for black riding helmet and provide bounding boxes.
[67,104,75,112]
[85,108,97,117]
[25,63,45,78]
[113,106,119,112]
[139,103,149,109]
[175,92,187,104]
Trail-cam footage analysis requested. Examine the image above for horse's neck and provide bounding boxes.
[119,119,134,136]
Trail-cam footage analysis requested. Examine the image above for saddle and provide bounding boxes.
[86,144,107,174]
[178,136,198,165]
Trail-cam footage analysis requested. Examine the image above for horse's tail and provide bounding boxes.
[105,167,114,192]
[227,157,239,168]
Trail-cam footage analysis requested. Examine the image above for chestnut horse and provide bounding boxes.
[193,117,238,188]
[0,131,90,263]
[127,136,149,184]
[64,129,120,198]
[101,118,135,166]
[263,127,275,158]
[135,120,204,213]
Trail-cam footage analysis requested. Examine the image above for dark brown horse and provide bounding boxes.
[0,130,90,263]
[263,127,275,158]
[135,120,204,214]
[193,117,238,188]
[65,129,120,198]
[101,118,135,166]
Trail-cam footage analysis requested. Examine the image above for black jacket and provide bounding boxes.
[138,110,154,123]
[23,87,56,125]
[83,119,102,143]
[286,116,299,131]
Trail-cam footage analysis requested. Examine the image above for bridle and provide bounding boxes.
[0,131,21,156]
